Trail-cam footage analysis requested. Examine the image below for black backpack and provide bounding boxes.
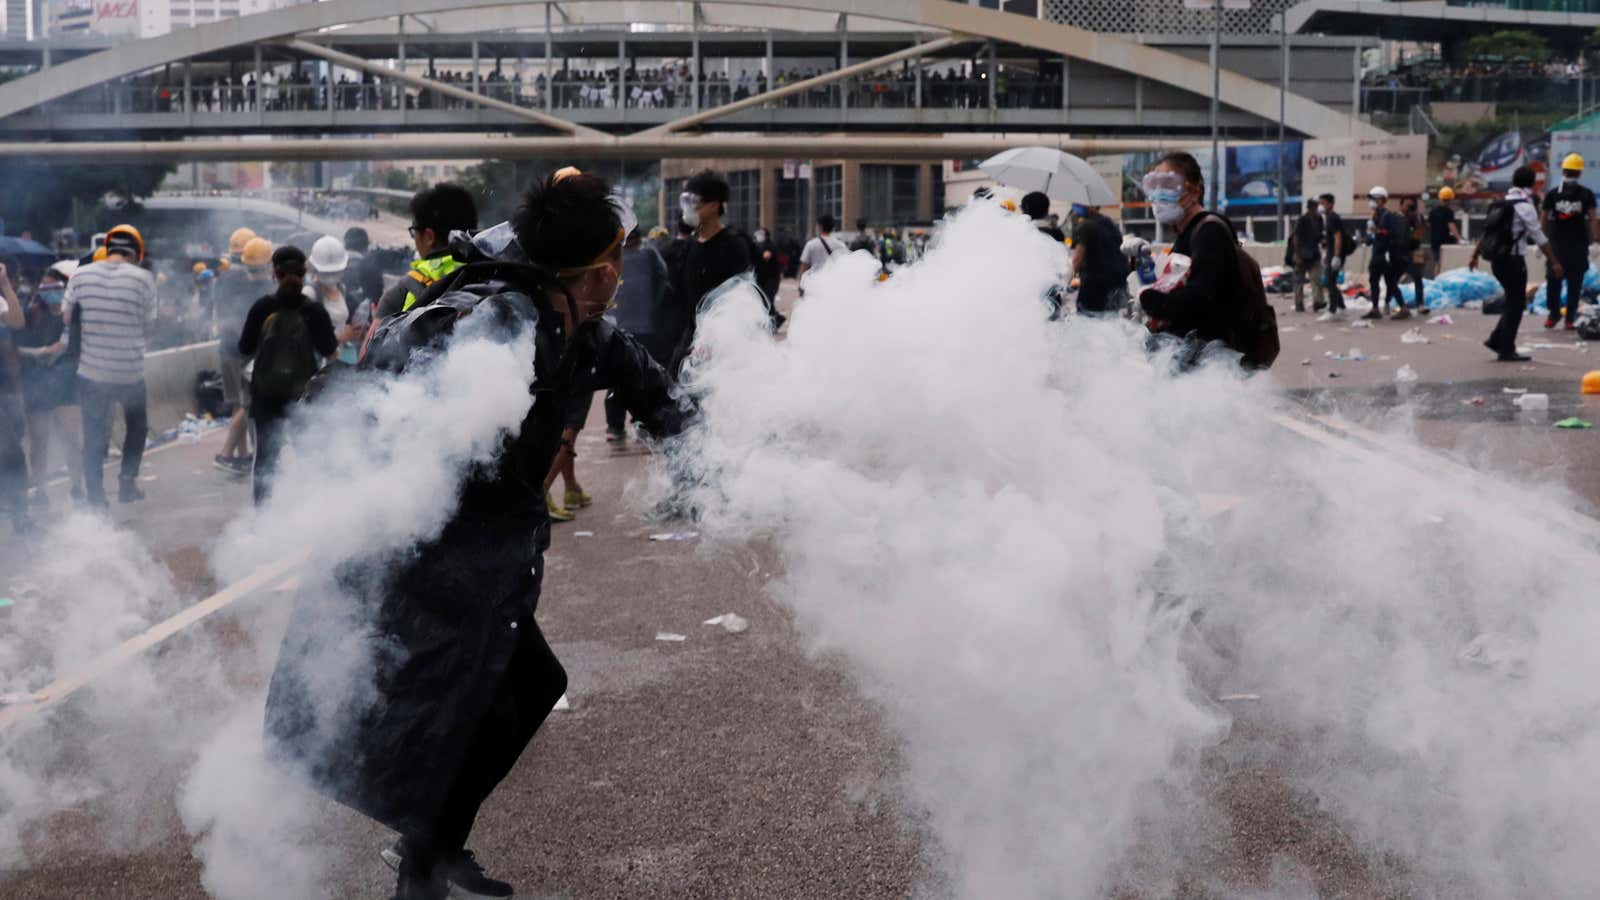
[1477,197,1526,263]
[1198,214,1280,370]
[251,305,320,404]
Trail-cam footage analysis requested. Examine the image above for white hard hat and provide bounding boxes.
[46,259,80,281]
[1368,185,1389,200]
[309,234,349,274]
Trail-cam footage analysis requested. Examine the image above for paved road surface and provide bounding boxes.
[2,295,1596,899]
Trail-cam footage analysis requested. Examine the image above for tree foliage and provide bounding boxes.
[0,161,174,238]
[1465,30,1553,64]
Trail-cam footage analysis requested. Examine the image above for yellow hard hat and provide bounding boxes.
[1438,186,1456,201]
[228,227,258,256]
[192,261,208,274]
[553,165,583,182]
[105,223,145,262]
[91,247,108,262]
[1000,198,1018,212]
[1563,153,1585,173]
[217,257,232,272]
[241,236,273,267]
[1583,370,1600,395]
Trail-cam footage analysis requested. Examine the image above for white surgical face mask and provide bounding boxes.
[1368,199,1379,210]
[1152,200,1184,225]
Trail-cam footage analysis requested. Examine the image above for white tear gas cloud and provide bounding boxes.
[666,201,1600,898]
[0,318,539,899]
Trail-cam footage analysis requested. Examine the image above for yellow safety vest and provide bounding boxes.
[399,253,464,312]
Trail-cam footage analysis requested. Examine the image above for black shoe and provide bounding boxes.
[118,480,145,503]
[1497,353,1533,362]
[1390,308,1412,320]
[1313,301,1328,312]
[1361,308,1382,320]
[434,850,514,900]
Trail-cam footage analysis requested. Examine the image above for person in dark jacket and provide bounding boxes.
[606,229,675,441]
[672,170,752,370]
[237,246,337,505]
[1069,202,1127,314]
[263,169,689,900]
[1363,186,1412,320]
[1138,152,1249,364]
[751,227,786,330]
[13,264,83,505]
[1288,198,1325,313]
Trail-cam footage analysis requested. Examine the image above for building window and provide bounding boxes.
[727,168,760,233]
[860,164,920,226]
[814,164,842,225]
[774,167,806,241]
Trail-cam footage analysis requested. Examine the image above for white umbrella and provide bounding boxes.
[979,147,1118,207]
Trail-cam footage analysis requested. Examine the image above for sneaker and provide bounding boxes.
[1566,322,1579,331]
[118,480,145,503]
[563,488,594,509]
[212,454,245,473]
[547,493,575,522]
[1390,308,1412,320]
[380,843,514,900]
[434,850,514,900]
[1545,316,1560,329]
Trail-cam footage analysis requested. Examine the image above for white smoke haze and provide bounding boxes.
[668,201,1600,898]
[0,318,540,899]
[183,319,541,899]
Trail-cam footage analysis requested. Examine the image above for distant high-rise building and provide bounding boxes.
[42,0,298,39]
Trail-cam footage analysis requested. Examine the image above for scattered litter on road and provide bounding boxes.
[1352,319,1374,329]
[1400,327,1429,345]
[654,631,687,642]
[1502,387,1528,394]
[1514,393,1549,411]
[553,694,571,711]
[1300,358,1312,366]
[1428,314,1454,325]
[1395,365,1420,384]
[1328,372,1342,378]
[140,475,158,483]
[703,613,750,634]
[1325,347,1366,362]
[1312,334,1326,342]
[1554,417,1594,429]
[1280,325,1299,333]
[574,530,595,538]
[1315,312,1338,323]
[1464,396,1487,406]
[649,532,700,542]
[1218,694,1261,702]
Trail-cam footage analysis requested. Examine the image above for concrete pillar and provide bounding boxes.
[917,163,934,221]
[692,2,701,112]
[545,4,554,113]
[842,160,862,229]
[839,15,849,113]
[471,38,480,110]
[759,163,777,230]
[619,37,627,119]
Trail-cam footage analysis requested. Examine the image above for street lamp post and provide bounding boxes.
[1211,0,1221,209]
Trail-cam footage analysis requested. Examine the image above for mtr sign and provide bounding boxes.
[1307,154,1347,171]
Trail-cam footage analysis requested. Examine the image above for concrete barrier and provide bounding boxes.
[143,340,222,432]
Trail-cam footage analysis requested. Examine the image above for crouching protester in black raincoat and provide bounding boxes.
[262,169,692,900]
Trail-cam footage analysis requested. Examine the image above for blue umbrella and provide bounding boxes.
[0,235,56,264]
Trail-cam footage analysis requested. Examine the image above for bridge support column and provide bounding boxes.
[918,163,934,221]
[986,40,995,111]
[545,4,554,113]
[759,164,776,233]
[692,2,701,112]
[842,160,861,231]
[183,60,193,125]
[839,15,848,114]
[472,38,480,115]
[619,37,627,121]
[254,44,264,124]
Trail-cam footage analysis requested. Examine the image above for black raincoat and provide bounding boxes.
[263,279,690,839]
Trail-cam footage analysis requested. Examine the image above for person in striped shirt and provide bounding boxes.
[65,225,158,509]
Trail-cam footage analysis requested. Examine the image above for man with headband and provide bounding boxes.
[264,169,688,900]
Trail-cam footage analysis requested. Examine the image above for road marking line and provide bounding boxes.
[0,550,307,732]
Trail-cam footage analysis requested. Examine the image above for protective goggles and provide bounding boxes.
[680,191,705,210]
[1140,171,1186,199]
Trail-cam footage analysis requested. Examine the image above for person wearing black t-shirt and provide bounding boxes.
[1540,155,1598,330]
[1426,188,1462,279]
[671,171,752,370]
[1068,203,1127,314]
[1138,152,1250,367]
